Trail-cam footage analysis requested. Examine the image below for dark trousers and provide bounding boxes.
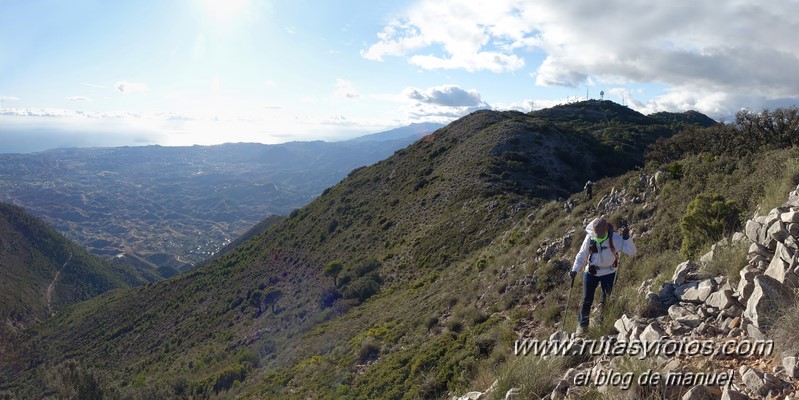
[579,271,615,327]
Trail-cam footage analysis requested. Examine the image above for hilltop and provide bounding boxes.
[1,101,733,398]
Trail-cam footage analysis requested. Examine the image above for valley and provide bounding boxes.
[0,124,441,273]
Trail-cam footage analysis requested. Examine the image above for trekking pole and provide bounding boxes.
[612,221,628,288]
[562,273,575,329]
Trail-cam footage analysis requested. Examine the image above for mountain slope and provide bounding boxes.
[0,203,147,361]
[1,102,714,398]
[347,122,445,142]
[0,129,441,272]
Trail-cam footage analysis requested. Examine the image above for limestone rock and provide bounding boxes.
[742,368,767,396]
[783,356,799,379]
[456,392,484,400]
[764,245,798,286]
[672,261,697,286]
[737,265,758,301]
[745,220,762,243]
[668,304,703,328]
[639,322,667,344]
[658,282,680,307]
[789,222,799,238]
[550,368,579,399]
[748,242,772,259]
[613,314,634,340]
[746,324,766,340]
[768,219,789,242]
[720,388,748,400]
[705,288,735,310]
[781,210,799,223]
[744,274,792,329]
[676,279,717,303]
[681,385,716,400]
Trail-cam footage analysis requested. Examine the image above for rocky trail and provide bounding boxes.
[456,183,799,400]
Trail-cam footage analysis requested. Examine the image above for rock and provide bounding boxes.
[783,356,799,379]
[761,213,781,243]
[681,385,716,400]
[785,235,799,253]
[658,282,680,307]
[720,387,748,400]
[639,322,667,344]
[748,242,772,259]
[550,369,579,399]
[744,274,794,329]
[781,210,799,223]
[673,261,697,286]
[720,305,743,318]
[668,304,703,328]
[737,265,758,301]
[665,319,691,336]
[764,245,798,286]
[742,368,768,396]
[705,288,735,310]
[504,388,520,400]
[732,232,747,244]
[676,279,717,303]
[789,222,799,238]
[768,219,790,242]
[728,316,742,329]
[614,314,635,339]
[746,220,763,243]
[746,324,766,340]
[456,392,484,400]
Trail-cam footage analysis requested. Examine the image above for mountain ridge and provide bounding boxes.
[2,101,723,398]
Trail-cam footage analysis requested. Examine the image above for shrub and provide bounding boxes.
[680,193,741,258]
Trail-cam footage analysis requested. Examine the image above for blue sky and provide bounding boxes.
[2,0,799,150]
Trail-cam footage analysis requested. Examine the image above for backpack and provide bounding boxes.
[587,221,618,268]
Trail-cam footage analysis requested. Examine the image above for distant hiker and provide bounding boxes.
[569,217,636,336]
[584,181,593,200]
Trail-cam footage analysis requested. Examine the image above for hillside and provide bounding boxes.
[0,202,147,365]
[0,101,719,398]
[0,130,437,272]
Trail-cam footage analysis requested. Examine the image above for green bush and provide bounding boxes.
[680,193,741,258]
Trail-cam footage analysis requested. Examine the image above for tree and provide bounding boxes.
[249,290,264,313]
[263,288,283,313]
[324,260,344,287]
[680,193,741,258]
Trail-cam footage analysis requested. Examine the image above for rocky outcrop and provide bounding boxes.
[542,186,799,400]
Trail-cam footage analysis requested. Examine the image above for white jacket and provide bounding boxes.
[571,225,636,277]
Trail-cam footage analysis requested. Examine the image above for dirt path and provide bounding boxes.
[47,251,71,316]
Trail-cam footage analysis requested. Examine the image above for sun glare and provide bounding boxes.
[203,0,247,22]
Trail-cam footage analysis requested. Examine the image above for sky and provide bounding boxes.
[2,0,799,151]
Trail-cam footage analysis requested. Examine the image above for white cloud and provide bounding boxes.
[363,1,528,72]
[403,85,485,107]
[0,96,20,102]
[331,79,360,100]
[115,80,150,94]
[400,84,489,122]
[66,96,91,102]
[366,0,799,117]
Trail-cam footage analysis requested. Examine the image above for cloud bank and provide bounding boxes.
[364,0,799,116]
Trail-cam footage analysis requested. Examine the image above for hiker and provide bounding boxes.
[584,181,593,200]
[569,217,636,336]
